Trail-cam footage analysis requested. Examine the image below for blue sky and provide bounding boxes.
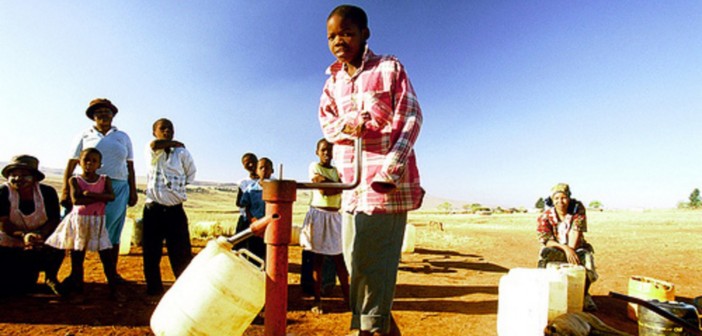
[1,1,700,209]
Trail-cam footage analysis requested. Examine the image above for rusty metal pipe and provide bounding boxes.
[258,139,362,335]
[225,214,278,246]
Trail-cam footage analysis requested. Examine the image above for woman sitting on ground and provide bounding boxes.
[0,155,64,296]
[536,183,598,311]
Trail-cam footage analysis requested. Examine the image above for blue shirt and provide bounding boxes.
[240,179,265,220]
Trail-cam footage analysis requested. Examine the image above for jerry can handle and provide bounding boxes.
[236,248,265,272]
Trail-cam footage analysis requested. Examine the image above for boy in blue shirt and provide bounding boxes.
[239,157,273,260]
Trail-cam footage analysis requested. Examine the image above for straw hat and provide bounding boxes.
[86,98,119,120]
[2,155,45,181]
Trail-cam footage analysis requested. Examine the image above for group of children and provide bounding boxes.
[233,139,351,314]
[40,118,197,300]
[14,4,423,335]
[27,113,349,308]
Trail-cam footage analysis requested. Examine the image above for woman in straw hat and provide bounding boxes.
[61,98,137,287]
[0,155,65,296]
[536,183,599,311]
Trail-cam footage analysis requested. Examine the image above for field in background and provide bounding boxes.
[1,178,701,335]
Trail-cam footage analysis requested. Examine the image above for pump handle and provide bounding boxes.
[297,138,362,191]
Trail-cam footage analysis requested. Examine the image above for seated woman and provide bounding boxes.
[536,183,598,311]
[0,155,64,296]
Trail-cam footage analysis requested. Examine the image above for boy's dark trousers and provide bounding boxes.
[142,202,193,294]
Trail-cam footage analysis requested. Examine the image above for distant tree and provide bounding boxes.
[689,188,701,208]
[589,200,603,209]
[469,203,483,212]
[461,204,472,213]
[535,197,545,210]
[437,202,453,213]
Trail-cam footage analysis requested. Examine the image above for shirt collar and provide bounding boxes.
[91,126,118,136]
[326,45,374,77]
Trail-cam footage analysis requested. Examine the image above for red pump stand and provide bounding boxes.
[261,179,297,336]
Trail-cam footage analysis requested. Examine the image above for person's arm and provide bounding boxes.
[182,149,196,185]
[312,173,342,196]
[125,134,138,207]
[313,173,333,183]
[61,158,80,206]
[235,186,244,208]
[150,139,184,151]
[318,79,364,143]
[539,213,580,264]
[567,205,587,250]
[36,186,60,241]
[0,216,17,236]
[69,177,90,205]
[0,188,20,235]
[567,230,583,250]
[365,61,423,193]
[82,176,115,203]
[127,160,138,207]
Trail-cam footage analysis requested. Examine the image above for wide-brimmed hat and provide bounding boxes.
[2,155,45,181]
[86,98,119,120]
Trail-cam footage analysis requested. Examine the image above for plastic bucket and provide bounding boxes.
[118,218,134,255]
[497,268,568,336]
[638,300,700,335]
[290,224,301,246]
[627,276,675,321]
[546,262,586,313]
[150,237,266,336]
[401,223,416,253]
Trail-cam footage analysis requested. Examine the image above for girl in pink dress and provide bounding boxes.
[46,148,119,299]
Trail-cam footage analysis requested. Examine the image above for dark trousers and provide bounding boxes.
[142,202,193,293]
[0,246,64,296]
[300,250,337,296]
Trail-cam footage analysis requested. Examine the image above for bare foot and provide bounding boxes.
[311,301,324,315]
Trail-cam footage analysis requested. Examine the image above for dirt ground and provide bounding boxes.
[0,215,699,335]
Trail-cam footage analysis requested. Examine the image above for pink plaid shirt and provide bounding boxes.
[319,47,424,215]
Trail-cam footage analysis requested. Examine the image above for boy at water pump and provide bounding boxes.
[142,118,197,296]
[239,157,273,261]
[537,183,599,311]
[317,5,424,335]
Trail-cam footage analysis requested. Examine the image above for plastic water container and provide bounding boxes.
[627,276,675,320]
[638,300,700,335]
[497,268,568,336]
[118,218,134,255]
[150,237,266,336]
[401,223,416,253]
[546,263,586,313]
[290,224,301,246]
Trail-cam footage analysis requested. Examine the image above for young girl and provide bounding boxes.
[46,148,119,299]
[300,138,350,314]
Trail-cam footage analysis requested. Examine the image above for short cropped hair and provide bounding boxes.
[80,147,102,161]
[242,152,257,162]
[258,157,273,167]
[316,138,331,150]
[328,5,368,30]
[152,118,173,132]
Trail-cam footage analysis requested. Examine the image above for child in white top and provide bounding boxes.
[46,148,118,298]
[300,139,350,314]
